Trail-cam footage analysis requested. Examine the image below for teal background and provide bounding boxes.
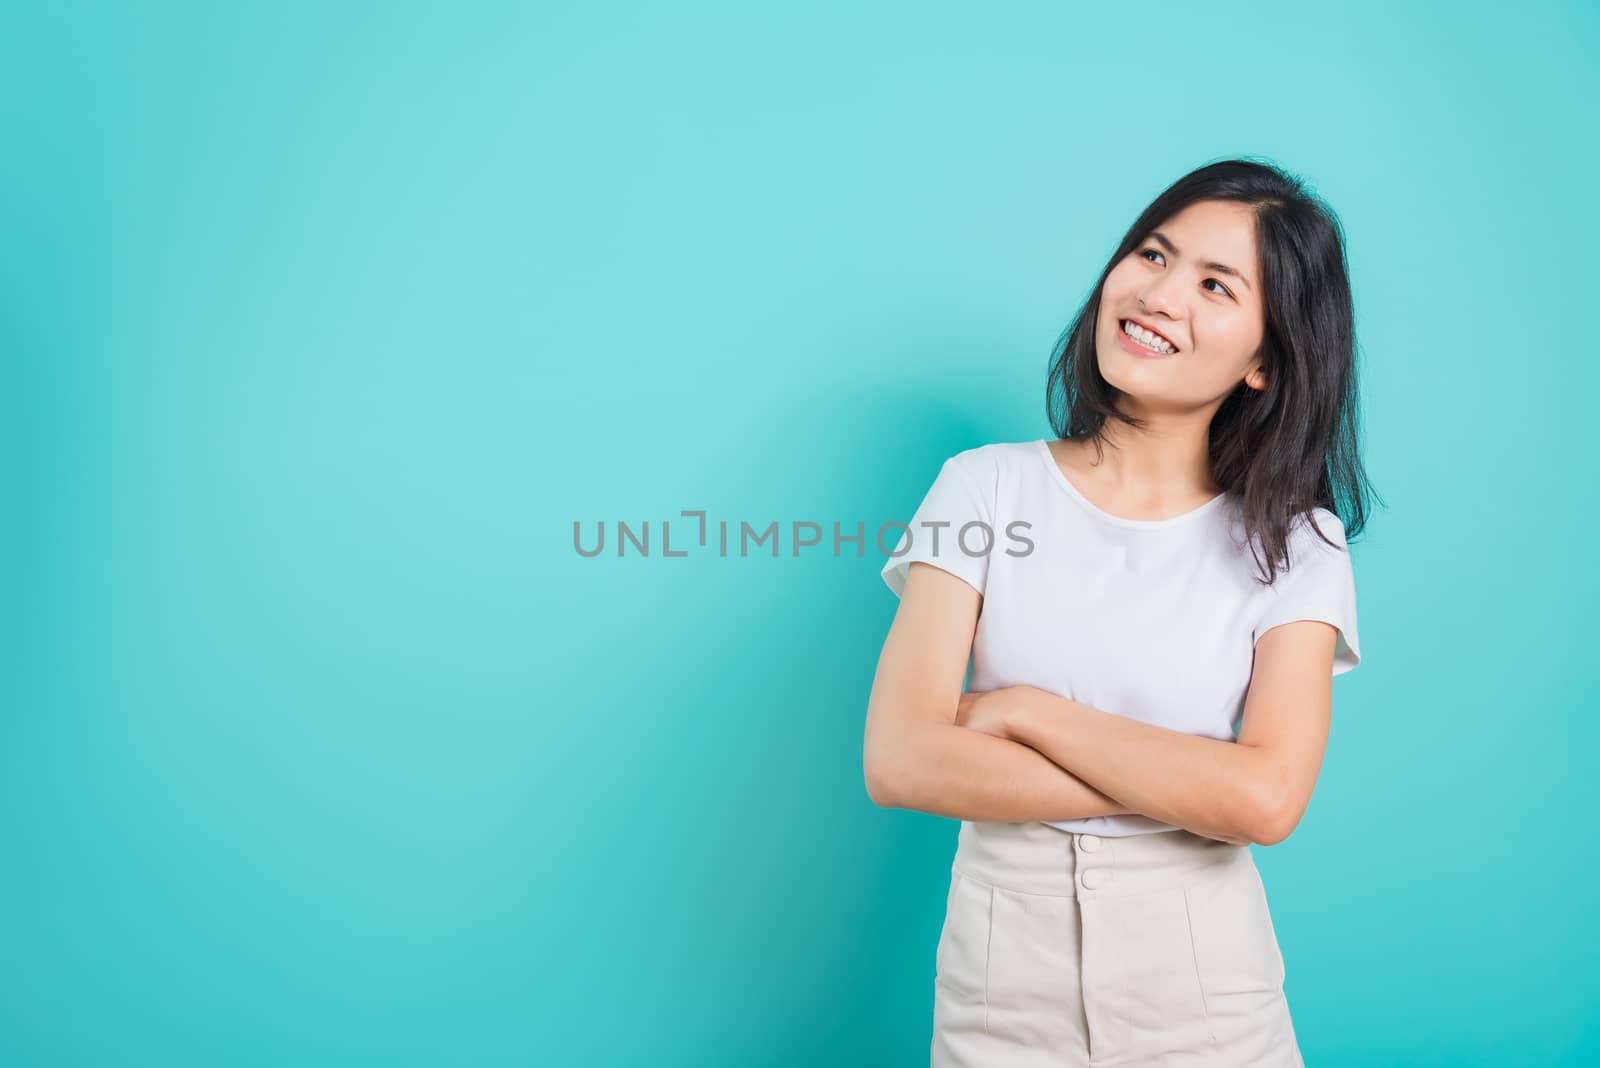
[6,2,1597,1064]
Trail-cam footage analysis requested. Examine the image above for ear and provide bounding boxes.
[1243,363,1268,393]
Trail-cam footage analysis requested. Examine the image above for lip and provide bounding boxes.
[1115,319,1177,359]
[1119,316,1181,353]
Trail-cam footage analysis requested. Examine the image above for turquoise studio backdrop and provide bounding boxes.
[6,2,1597,1065]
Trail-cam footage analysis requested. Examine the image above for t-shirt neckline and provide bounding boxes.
[1034,438,1230,530]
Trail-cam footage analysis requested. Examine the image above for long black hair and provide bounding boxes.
[1045,156,1380,584]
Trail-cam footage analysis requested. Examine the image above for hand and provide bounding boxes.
[954,686,1042,740]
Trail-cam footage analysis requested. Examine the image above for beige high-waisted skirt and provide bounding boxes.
[932,820,1303,1067]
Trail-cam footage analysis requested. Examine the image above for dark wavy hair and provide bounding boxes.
[1045,156,1381,584]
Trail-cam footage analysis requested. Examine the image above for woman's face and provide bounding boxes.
[1096,199,1268,413]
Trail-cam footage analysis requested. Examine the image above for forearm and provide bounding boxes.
[873,723,1136,822]
[1006,696,1270,845]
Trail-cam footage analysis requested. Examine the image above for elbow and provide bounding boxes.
[865,720,942,810]
[864,766,898,808]
[865,726,935,810]
[863,749,904,809]
[1247,785,1299,847]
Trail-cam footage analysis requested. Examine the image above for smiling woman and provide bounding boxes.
[864,157,1377,1067]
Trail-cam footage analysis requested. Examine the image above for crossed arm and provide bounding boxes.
[865,563,1336,847]
[958,689,1267,846]
[866,688,1262,845]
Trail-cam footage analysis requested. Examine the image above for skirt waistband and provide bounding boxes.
[952,820,1251,900]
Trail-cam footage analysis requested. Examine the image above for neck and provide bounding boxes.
[1084,410,1221,499]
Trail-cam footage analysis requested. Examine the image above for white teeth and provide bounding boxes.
[1122,320,1175,354]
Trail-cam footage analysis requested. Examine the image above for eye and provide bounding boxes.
[1139,248,1235,299]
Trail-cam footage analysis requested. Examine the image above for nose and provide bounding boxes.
[1138,273,1183,319]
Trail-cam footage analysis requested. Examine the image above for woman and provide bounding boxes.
[864,158,1374,1067]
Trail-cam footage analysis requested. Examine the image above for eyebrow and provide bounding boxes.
[1148,230,1253,293]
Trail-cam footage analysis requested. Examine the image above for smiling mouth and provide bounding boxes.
[1119,319,1179,354]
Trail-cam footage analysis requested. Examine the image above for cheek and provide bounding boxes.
[1102,263,1138,301]
[1098,282,1135,333]
[1199,310,1261,359]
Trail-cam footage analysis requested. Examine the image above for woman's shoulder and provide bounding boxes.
[1225,501,1351,569]
[1289,506,1349,548]
[943,439,1042,482]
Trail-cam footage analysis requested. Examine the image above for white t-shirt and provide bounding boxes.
[880,438,1361,837]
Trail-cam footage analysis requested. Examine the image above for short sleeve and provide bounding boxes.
[1252,509,1361,676]
[880,451,995,599]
